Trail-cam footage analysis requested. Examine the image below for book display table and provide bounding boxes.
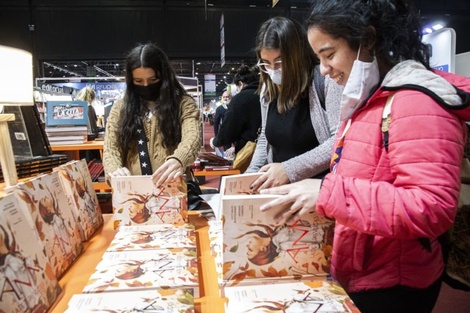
[50,213,226,313]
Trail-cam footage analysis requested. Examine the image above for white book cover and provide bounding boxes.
[111,175,188,229]
[219,174,334,285]
[55,159,104,241]
[0,193,62,313]
[224,280,360,313]
[83,248,199,293]
[108,223,197,252]
[65,288,196,313]
[13,171,84,278]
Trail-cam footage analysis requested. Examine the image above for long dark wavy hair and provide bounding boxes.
[306,0,430,70]
[118,43,188,164]
[255,16,318,114]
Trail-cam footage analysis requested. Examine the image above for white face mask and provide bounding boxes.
[339,47,380,120]
[267,68,282,85]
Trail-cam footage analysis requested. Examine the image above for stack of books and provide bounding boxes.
[65,223,199,312]
[207,173,360,312]
[45,100,89,145]
[0,154,68,183]
[0,162,104,312]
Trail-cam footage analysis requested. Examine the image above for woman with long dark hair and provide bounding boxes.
[103,43,201,187]
[246,16,343,190]
[260,1,468,312]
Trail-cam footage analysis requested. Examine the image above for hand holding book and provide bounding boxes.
[260,178,323,224]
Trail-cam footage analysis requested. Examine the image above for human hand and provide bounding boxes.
[152,158,184,187]
[225,147,235,159]
[109,167,131,178]
[259,179,322,223]
[249,163,289,192]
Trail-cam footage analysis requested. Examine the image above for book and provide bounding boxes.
[223,280,360,313]
[0,193,62,313]
[204,165,235,171]
[49,139,87,146]
[82,248,199,293]
[108,223,197,251]
[111,175,188,229]
[48,135,87,141]
[45,100,88,127]
[12,171,84,278]
[45,126,88,133]
[64,288,197,312]
[219,173,334,286]
[55,159,104,241]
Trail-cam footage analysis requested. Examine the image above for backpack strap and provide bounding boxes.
[313,65,326,110]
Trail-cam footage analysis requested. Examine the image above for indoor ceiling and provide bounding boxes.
[36,0,470,97]
[41,58,254,95]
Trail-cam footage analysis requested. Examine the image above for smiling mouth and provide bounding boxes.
[331,73,344,84]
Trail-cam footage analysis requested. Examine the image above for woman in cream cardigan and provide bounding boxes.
[103,43,201,187]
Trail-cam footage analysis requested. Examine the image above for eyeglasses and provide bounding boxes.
[256,60,282,73]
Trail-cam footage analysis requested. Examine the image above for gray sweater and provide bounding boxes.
[246,76,343,182]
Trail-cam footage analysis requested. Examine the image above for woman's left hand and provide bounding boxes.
[249,163,290,192]
[259,179,322,223]
[152,158,184,187]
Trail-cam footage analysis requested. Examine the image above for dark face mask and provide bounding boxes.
[134,82,161,101]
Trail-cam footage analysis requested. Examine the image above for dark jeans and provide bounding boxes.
[348,278,442,313]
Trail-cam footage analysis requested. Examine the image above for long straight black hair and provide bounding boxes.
[118,43,188,163]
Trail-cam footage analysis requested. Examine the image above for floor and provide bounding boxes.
[199,120,470,312]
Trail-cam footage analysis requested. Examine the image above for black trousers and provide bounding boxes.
[348,278,442,313]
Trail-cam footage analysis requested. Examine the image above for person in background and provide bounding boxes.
[210,65,261,163]
[76,86,99,137]
[259,1,468,312]
[213,91,232,152]
[246,16,343,190]
[103,42,201,187]
[202,102,214,124]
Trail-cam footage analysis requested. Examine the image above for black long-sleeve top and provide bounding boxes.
[213,81,261,153]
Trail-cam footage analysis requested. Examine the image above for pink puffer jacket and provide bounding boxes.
[316,61,468,293]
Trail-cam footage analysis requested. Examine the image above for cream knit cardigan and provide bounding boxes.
[103,95,201,180]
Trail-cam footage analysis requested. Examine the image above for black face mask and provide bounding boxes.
[134,82,161,101]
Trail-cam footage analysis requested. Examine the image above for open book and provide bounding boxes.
[218,173,334,286]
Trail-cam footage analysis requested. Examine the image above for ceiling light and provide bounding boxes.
[432,23,444,31]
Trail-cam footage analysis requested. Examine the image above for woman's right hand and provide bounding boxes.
[108,167,131,178]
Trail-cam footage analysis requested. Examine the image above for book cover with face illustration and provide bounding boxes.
[220,174,334,286]
[108,223,197,252]
[0,193,62,313]
[82,248,199,293]
[65,288,196,313]
[224,280,360,313]
[12,171,83,278]
[55,159,104,241]
[111,175,188,229]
